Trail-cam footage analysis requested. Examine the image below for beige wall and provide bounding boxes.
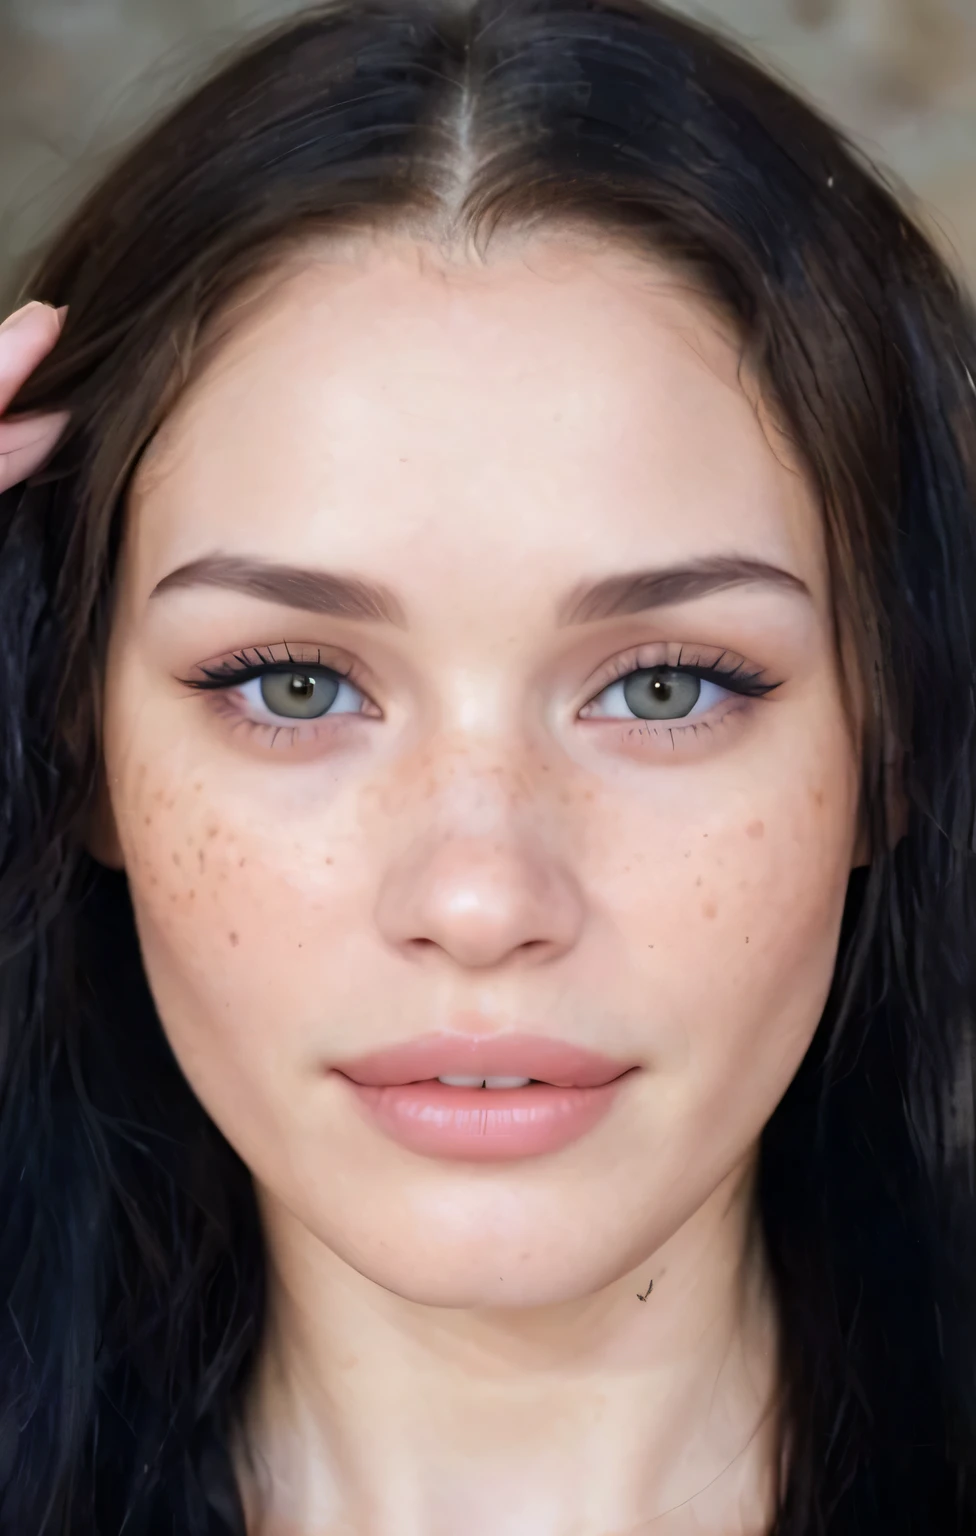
[1,0,975,298]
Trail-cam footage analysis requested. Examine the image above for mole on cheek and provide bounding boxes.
[746,820,765,840]
[702,901,718,920]
[228,932,239,948]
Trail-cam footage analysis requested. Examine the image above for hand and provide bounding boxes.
[0,301,69,493]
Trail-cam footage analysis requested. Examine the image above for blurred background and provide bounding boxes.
[1,0,975,303]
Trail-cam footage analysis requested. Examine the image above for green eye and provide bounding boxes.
[622,668,701,720]
[258,670,339,719]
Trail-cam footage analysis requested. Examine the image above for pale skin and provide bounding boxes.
[2,233,863,1535]
[0,300,69,488]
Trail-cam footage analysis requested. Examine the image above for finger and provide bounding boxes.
[0,410,70,494]
[0,302,65,417]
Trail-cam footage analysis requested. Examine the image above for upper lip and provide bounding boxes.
[333,1032,639,1088]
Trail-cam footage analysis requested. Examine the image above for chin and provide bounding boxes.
[322,1215,640,1309]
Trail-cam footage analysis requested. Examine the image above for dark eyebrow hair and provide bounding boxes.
[150,551,810,627]
[150,555,407,626]
[556,555,811,624]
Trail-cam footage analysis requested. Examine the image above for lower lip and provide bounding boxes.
[337,1074,634,1162]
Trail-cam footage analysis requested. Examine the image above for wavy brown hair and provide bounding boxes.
[2,0,976,1530]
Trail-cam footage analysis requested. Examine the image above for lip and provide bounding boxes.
[331,1033,641,1163]
[332,1032,638,1088]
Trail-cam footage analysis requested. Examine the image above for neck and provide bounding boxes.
[235,1159,780,1536]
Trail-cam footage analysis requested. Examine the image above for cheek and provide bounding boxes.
[596,740,854,1081]
[596,764,855,1125]
[110,760,364,1108]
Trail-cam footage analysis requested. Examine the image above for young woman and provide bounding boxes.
[1,0,974,1531]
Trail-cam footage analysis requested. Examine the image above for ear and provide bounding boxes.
[85,764,125,871]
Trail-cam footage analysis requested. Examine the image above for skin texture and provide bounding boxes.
[0,301,69,489]
[95,233,862,1536]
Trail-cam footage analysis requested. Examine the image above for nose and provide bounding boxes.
[374,826,586,971]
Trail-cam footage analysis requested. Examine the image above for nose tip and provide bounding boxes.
[375,835,585,970]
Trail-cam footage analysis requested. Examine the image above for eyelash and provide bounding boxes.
[180,642,781,750]
[585,644,776,704]
[187,643,355,690]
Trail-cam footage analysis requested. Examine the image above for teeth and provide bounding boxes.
[437,1075,533,1089]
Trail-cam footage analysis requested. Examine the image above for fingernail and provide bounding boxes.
[0,301,47,337]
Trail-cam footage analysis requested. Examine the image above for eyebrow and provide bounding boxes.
[556,555,811,624]
[151,555,407,625]
[150,551,810,626]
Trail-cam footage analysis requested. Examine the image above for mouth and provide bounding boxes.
[331,1033,641,1162]
[332,1031,640,1090]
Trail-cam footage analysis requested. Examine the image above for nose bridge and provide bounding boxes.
[372,734,585,969]
[418,737,538,835]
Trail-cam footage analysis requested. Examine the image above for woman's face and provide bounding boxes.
[101,234,860,1306]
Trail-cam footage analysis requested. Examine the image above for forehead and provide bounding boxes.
[126,235,827,605]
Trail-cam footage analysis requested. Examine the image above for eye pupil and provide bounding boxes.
[259,669,338,719]
[623,667,701,720]
[289,675,315,701]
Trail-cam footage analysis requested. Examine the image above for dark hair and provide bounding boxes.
[2,0,975,1529]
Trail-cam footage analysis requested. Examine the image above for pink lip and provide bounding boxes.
[333,1032,637,1088]
[331,1033,641,1163]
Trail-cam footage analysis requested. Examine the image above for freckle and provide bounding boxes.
[188,888,196,899]
[194,782,203,793]
[172,852,181,867]
[746,820,765,840]
[695,875,702,887]
[198,849,206,872]
[206,825,219,839]
[812,789,824,808]
[144,815,152,827]
[745,936,750,944]
[239,857,246,868]
[683,850,691,859]
[149,873,159,886]
[703,901,717,919]
[228,932,239,948]
[326,857,334,866]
